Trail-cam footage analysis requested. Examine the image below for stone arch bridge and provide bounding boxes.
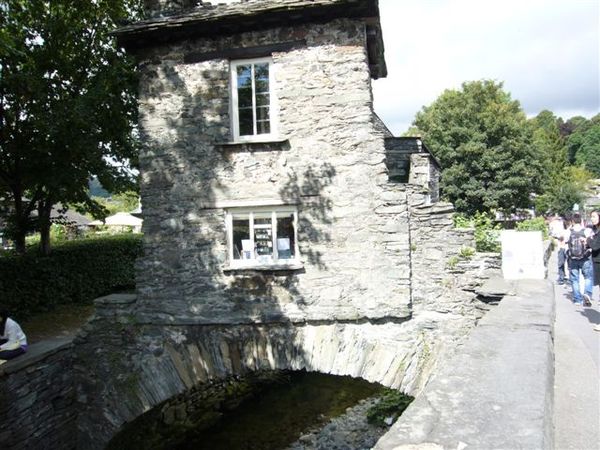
[72,197,500,449]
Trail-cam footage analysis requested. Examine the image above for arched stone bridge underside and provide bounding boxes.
[75,295,442,448]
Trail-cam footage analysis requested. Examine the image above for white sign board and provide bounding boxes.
[501,230,545,280]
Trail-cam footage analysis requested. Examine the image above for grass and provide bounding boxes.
[21,303,95,344]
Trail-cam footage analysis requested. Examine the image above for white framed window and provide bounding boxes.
[230,57,278,142]
[226,206,299,269]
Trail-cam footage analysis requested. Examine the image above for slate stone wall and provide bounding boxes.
[0,340,76,450]
[375,279,555,450]
[73,12,501,450]
[134,18,412,325]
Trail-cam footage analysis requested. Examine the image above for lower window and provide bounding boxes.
[227,206,298,268]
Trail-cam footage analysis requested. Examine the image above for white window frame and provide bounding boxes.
[230,57,278,143]
[226,205,299,269]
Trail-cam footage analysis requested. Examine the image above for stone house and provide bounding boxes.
[118,0,443,324]
[70,1,498,447]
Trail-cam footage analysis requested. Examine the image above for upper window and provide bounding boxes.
[226,206,298,269]
[230,58,277,142]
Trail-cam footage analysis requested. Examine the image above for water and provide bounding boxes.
[175,371,384,450]
[108,370,387,450]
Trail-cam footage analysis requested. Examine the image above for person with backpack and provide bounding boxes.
[565,213,593,306]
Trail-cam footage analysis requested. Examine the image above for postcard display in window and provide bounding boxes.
[254,217,273,263]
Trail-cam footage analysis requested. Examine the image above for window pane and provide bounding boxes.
[256,106,270,121]
[238,87,253,108]
[237,65,252,88]
[255,79,269,94]
[232,218,251,260]
[256,92,270,106]
[254,217,273,258]
[239,108,253,136]
[254,63,269,82]
[277,214,295,259]
[257,120,270,135]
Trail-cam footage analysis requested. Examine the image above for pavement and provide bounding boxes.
[551,250,600,450]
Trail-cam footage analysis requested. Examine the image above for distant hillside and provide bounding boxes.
[88,178,110,198]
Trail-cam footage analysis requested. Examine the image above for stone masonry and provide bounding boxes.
[0,339,76,450]
[132,16,401,324]
[72,1,501,448]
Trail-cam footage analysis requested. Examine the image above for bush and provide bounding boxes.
[0,234,143,321]
[366,389,413,427]
[515,217,549,240]
[453,213,473,229]
[458,246,475,259]
[454,212,501,253]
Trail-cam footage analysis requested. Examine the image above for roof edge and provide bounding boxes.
[116,0,386,79]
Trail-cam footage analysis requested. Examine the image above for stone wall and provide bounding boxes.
[75,276,499,449]
[72,7,503,449]
[0,339,76,450]
[384,137,440,203]
[375,279,555,450]
[74,188,501,448]
[134,18,412,325]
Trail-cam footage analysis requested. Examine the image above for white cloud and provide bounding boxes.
[373,0,600,135]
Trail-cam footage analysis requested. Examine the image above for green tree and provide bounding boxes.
[574,122,600,177]
[0,0,141,254]
[93,190,140,216]
[412,80,539,215]
[527,111,582,215]
[565,114,600,168]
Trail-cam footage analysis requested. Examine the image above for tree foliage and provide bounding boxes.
[572,120,600,177]
[0,0,141,254]
[93,190,140,216]
[528,110,587,216]
[412,80,539,215]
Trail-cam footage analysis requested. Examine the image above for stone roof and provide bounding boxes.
[116,0,387,79]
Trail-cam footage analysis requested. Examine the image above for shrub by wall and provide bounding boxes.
[0,234,143,320]
[515,217,549,239]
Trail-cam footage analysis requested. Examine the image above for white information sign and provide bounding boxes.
[501,230,545,280]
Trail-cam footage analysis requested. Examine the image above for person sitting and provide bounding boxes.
[0,309,28,364]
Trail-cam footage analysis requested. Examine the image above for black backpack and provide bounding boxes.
[568,229,588,260]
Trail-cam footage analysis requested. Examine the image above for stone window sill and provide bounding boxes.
[223,262,304,273]
[215,138,290,152]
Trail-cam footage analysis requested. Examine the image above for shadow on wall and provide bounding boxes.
[279,162,335,271]
[137,61,337,314]
[76,60,342,448]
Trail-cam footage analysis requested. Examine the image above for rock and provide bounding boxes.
[285,394,391,450]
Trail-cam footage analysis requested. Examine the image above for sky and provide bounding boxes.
[372,0,600,135]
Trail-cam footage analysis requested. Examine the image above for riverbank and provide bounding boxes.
[286,395,389,450]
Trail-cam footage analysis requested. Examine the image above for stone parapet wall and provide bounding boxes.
[406,190,502,382]
[0,339,76,450]
[375,279,555,450]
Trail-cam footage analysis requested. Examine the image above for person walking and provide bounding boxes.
[553,215,568,285]
[586,211,600,331]
[565,213,593,306]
